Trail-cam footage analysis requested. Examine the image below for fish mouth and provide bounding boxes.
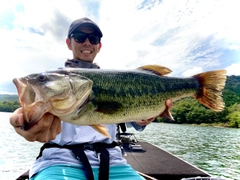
[13,78,49,130]
[13,78,27,106]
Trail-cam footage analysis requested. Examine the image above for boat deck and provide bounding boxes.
[123,142,210,180]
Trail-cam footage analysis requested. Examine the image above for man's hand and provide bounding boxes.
[135,99,174,126]
[135,117,155,126]
[9,108,62,142]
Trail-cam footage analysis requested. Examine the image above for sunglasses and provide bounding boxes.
[70,32,101,45]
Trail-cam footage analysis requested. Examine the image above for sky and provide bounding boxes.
[0,0,239,94]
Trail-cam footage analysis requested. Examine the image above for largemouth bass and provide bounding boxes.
[13,65,226,137]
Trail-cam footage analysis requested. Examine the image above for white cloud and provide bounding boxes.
[97,0,240,75]
[226,63,240,76]
[181,66,203,77]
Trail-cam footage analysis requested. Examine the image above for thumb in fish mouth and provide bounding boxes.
[21,101,52,131]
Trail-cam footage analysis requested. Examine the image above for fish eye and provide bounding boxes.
[37,74,47,82]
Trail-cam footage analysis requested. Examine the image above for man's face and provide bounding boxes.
[66,27,101,62]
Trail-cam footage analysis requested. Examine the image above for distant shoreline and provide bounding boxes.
[155,121,239,129]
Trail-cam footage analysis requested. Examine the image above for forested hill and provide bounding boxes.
[0,94,18,101]
[0,75,239,127]
[0,94,19,112]
[224,75,240,106]
[226,75,240,93]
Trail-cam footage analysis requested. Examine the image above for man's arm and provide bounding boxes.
[126,118,155,132]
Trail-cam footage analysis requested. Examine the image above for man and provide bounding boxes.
[10,17,155,180]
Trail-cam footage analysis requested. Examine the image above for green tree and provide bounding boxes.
[226,103,240,128]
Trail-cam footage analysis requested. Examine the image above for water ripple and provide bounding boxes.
[129,123,240,180]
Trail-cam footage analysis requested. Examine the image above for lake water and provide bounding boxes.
[0,112,239,180]
[128,122,240,180]
[0,112,42,180]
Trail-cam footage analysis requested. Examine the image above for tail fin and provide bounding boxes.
[193,70,227,112]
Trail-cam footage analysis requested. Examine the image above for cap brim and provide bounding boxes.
[70,23,103,38]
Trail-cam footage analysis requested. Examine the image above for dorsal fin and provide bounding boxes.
[138,65,172,76]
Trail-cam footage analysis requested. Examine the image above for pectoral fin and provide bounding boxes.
[90,124,111,138]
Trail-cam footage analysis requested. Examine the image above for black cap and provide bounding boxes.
[67,17,103,38]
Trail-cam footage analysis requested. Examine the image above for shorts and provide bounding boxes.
[30,164,145,180]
